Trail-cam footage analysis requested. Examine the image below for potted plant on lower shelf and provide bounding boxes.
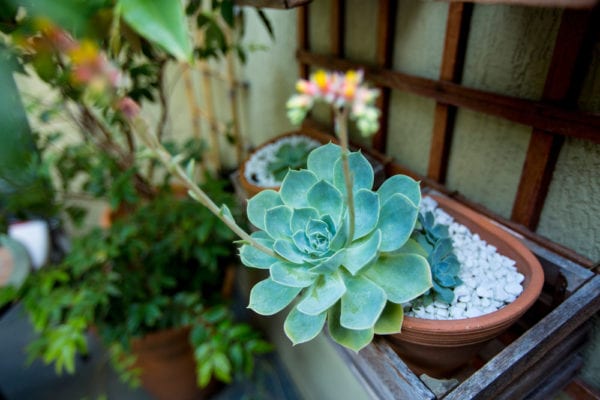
[136,68,544,379]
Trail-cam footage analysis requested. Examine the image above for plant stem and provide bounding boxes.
[131,117,278,259]
[335,107,355,244]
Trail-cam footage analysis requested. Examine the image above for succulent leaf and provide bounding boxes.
[273,239,307,264]
[307,180,343,224]
[280,169,318,208]
[343,230,381,275]
[270,261,317,288]
[247,190,282,230]
[265,205,293,240]
[333,151,374,195]
[248,278,302,316]
[364,253,432,303]
[297,272,346,316]
[308,249,345,274]
[373,302,404,334]
[284,307,327,345]
[340,274,387,330]
[306,142,342,182]
[239,241,277,269]
[291,208,319,233]
[353,189,379,241]
[377,193,419,252]
[377,175,421,208]
[327,303,374,352]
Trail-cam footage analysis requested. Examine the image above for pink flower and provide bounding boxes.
[117,97,141,119]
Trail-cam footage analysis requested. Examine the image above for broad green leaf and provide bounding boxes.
[307,143,341,183]
[280,170,318,208]
[377,175,421,208]
[343,230,381,275]
[376,193,419,252]
[273,240,306,264]
[284,307,326,345]
[247,190,282,230]
[340,275,386,330]
[248,278,301,315]
[353,189,379,240]
[333,151,374,196]
[265,205,293,240]
[364,253,432,304]
[374,302,404,335]
[270,261,317,288]
[309,249,344,274]
[120,0,193,61]
[307,180,343,223]
[291,208,319,232]
[297,272,346,315]
[396,238,429,257]
[328,303,373,352]
[239,240,277,269]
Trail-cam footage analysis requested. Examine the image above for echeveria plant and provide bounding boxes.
[239,143,433,351]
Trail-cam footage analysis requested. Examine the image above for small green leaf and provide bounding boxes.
[273,240,306,264]
[343,230,381,275]
[377,175,421,208]
[309,249,344,274]
[377,193,419,252]
[307,180,343,223]
[353,189,379,240]
[220,0,234,27]
[119,0,193,61]
[291,208,319,233]
[247,189,283,230]
[280,169,318,208]
[328,303,373,352]
[248,278,301,316]
[270,261,317,288]
[297,272,346,316]
[340,275,386,330]
[265,205,293,240]
[333,151,374,195]
[364,253,432,304]
[239,240,277,269]
[255,8,275,41]
[306,143,341,183]
[284,307,326,345]
[374,302,404,334]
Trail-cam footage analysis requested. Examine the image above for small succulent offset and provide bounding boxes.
[413,212,462,305]
[266,141,316,182]
[239,143,433,351]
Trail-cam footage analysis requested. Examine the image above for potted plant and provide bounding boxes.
[135,68,543,378]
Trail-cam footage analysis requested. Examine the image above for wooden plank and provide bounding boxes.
[295,50,600,143]
[331,0,345,57]
[525,355,584,400]
[443,275,600,400]
[511,9,596,229]
[334,337,435,400]
[297,5,310,79]
[372,0,397,153]
[427,2,472,183]
[564,378,600,400]
[445,0,598,9]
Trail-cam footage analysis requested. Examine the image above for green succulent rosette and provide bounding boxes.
[240,143,432,351]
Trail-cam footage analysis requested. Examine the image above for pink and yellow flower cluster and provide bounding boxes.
[286,69,380,136]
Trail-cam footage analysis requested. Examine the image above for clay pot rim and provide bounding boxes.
[239,130,337,197]
[401,194,545,334]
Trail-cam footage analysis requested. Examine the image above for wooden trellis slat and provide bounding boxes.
[372,0,397,153]
[331,0,345,57]
[295,50,600,143]
[512,8,598,229]
[297,5,310,79]
[427,2,472,183]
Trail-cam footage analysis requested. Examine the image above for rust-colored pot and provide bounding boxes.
[387,194,544,378]
[131,326,220,400]
[239,130,336,198]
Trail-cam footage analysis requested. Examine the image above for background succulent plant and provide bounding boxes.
[239,143,432,351]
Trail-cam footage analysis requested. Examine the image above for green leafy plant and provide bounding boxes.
[0,235,31,307]
[266,140,316,182]
[20,183,271,386]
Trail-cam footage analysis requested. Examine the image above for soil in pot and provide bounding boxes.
[386,194,544,378]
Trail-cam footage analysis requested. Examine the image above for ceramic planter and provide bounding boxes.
[131,326,220,400]
[386,194,545,378]
[239,130,336,198]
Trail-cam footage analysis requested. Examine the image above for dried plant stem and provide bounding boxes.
[335,107,355,244]
[182,65,202,139]
[131,117,278,259]
[224,24,244,166]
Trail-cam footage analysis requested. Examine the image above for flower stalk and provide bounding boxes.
[334,106,356,244]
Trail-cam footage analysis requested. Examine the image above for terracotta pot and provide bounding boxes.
[131,326,220,400]
[239,130,337,198]
[386,194,544,378]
